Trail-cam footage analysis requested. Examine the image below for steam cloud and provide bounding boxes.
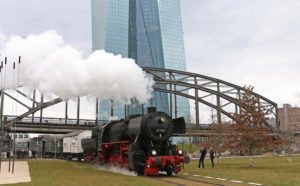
[95,164,137,176]
[0,30,153,103]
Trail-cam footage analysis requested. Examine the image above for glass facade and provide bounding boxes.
[104,1,129,57]
[101,1,129,119]
[128,0,169,114]
[92,0,189,120]
[157,0,190,120]
[92,0,129,120]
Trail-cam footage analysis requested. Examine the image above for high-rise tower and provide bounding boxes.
[92,0,189,120]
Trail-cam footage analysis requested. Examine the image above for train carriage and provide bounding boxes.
[63,130,91,161]
[42,136,63,158]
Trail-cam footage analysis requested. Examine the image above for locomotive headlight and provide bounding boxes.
[159,117,166,124]
[178,149,183,155]
[151,150,157,156]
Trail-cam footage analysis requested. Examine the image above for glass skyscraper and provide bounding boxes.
[92,0,190,120]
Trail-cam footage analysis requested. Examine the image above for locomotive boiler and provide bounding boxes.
[82,108,189,176]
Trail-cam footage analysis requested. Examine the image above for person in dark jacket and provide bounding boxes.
[198,147,207,168]
[209,147,215,168]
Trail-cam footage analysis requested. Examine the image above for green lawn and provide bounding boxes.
[4,155,300,186]
[5,160,171,186]
[181,155,300,186]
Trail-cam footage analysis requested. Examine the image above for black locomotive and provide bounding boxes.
[82,108,189,176]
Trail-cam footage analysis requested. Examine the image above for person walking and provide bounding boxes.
[198,147,207,168]
[209,147,215,168]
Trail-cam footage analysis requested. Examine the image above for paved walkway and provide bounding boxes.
[0,161,31,185]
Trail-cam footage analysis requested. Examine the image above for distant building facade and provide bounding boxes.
[278,104,300,152]
[278,104,300,132]
[91,0,190,120]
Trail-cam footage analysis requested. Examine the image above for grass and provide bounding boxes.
[181,155,300,186]
[4,160,171,186]
[3,155,300,186]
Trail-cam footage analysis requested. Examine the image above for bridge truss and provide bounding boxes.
[143,68,278,129]
[0,68,278,133]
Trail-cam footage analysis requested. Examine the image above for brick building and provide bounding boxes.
[278,104,300,152]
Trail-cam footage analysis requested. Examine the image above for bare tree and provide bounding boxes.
[221,86,282,167]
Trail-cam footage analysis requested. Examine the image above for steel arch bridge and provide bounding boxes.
[2,67,278,131]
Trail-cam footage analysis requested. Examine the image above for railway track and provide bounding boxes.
[147,175,226,186]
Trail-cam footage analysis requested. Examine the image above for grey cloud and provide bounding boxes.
[0,0,91,54]
[0,0,300,108]
[181,0,300,106]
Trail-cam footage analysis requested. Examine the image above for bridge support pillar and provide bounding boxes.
[65,100,68,124]
[194,77,199,128]
[77,97,80,125]
[96,98,98,124]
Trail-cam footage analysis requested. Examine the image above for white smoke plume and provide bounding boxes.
[0,32,6,47]
[95,164,137,177]
[0,30,153,103]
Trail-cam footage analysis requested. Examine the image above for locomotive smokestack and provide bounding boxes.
[147,107,156,113]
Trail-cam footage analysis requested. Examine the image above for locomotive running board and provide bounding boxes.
[172,117,186,134]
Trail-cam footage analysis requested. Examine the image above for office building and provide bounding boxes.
[92,0,189,120]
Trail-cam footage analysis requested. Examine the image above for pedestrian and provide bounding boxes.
[198,147,207,168]
[209,147,215,168]
[28,150,32,158]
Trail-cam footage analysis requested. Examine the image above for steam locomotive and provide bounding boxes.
[81,108,189,176]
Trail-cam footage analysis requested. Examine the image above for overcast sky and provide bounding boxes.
[1,0,300,111]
